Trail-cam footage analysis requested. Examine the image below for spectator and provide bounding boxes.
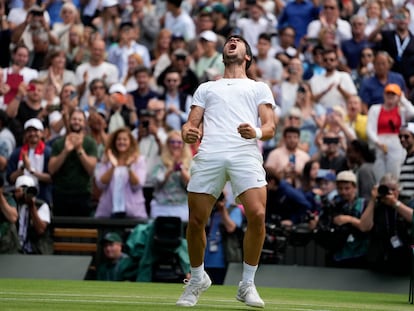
[0,110,16,164]
[8,0,39,29]
[277,0,320,47]
[309,49,357,110]
[306,0,352,44]
[163,0,196,42]
[10,5,58,52]
[370,7,414,89]
[360,174,411,274]
[341,15,373,71]
[314,130,349,173]
[367,83,414,180]
[6,78,46,146]
[136,109,163,216]
[195,7,215,35]
[121,0,160,51]
[48,109,98,216]
[7,118,52,204]
[157,48,199,96]
[147,98,169,144]
[122,53,144,93]
[204,192,244,285]
[107,21,151,80]
[316,169,337,201]
[358,0,391,38]
[150,28,173,80]
[0,181,19,254]
[51,2,80,52]
[149,130,191,221]
[130,66,160,114]
[97,232,135,281]
[95,127,147,219]
[14,175,52,254]
[398,123,414,206]
[359,51,407,111]
[75,39,119,109]
[107,83,137,133]
[88,110,108,160]
[345,95,368,142]
[256,33,283,89]
[158,68,192,130]
[325,170,371,268]
[275,26,301,68]
[92,0,121,48]
[86,78,110,114]
[193,30,224,82]
[212,3,233,39]
[351,47,375,92]
[3,44,38,106]
[38,48,76,94]
[265,126,310,188]
[65,24,88,71]
[346,139,377,200]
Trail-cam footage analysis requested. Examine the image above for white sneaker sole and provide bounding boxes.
[176,278,212,307]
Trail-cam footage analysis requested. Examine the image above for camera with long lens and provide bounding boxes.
[23,186,38,200]
[377,185,390,198]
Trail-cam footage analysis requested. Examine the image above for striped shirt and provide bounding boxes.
[399,152,414,200]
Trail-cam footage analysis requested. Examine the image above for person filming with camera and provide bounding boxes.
[359,173,413,274]
[13,175,52,254]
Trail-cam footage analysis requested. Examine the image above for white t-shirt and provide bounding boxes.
[164,11,196,41]
[75,62,119,108]
[309,70,357,109]
[192,78,275,154]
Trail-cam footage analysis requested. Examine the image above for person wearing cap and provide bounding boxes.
[324,170,372,268]
[48,109,98,217]
[212,3,233,38]
[316,169,338,202]
[177,35,275,308]
[164,0,196,42]
[97,232,135,281]
[367,83,414,181]
[194,30,224,81]
[156,48,199,96]
[107,21,151,80]
[7,118,52,204]
[106,82,137,133]
[13,174,52,254]
[75,39,119,109]
[398,123,414,206]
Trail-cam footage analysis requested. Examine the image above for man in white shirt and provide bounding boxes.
[75,39,119,108]
[164,0,196,42]
[309,49,357,109]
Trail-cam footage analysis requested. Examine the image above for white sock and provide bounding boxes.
[242,262,257,284]
[190,264,204,283]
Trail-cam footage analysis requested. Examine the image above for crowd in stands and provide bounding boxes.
[2,0,414,280]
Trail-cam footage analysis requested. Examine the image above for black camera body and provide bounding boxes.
[377,185,390,198]
[23,186,38,200]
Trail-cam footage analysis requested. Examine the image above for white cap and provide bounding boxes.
[24,118,44,131]
[15,175,36,188]
[109,83,127,95]
[199,30,217,43]
[102,0,118,8]
[405,122,414,135]
[336,170,357,184]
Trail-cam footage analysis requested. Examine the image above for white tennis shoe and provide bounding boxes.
[176,271,212,307]
[236,281,265,308]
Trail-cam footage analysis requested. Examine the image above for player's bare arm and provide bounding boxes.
[238,103,275,140]
[182,105,204,144]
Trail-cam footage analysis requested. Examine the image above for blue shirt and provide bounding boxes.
[278,0,320,47]
[341,39,373,70]
[359,71,407,107]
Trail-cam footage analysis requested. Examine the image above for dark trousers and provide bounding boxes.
[52,192,93,217]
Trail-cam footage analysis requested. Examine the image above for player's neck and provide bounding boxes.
[223,65,248,79]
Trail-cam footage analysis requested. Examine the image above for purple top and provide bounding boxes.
[94,155,147,218]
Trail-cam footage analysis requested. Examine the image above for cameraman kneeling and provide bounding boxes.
[14,175,52,254]
[361,174,412,274]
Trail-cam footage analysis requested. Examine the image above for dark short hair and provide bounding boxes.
[134,65,152,76]
[166,0,183,8]
[258,32,272,42]
[283,126,300,136]
[225,35,253,70]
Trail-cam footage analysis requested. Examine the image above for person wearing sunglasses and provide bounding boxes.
[367,83,414,181]
[398,123,414,207]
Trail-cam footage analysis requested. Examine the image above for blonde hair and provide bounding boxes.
[161,130,192,169]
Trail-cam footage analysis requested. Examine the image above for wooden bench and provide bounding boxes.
[53,228,98,254]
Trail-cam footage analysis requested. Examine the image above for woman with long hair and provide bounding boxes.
[122,53,144,92]
[149,130,192,221]
[94,127,147,218]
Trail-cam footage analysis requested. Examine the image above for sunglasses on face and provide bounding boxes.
[399,134,411,140]
[168,139,183,146]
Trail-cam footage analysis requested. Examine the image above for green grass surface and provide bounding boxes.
[0,278,411,311]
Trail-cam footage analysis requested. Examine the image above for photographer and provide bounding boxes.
[360,174,412,274]
[14,175,52,254]
[324,170,372,268]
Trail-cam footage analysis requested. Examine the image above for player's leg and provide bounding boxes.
[176,192,215,307]
[235,187,267,308]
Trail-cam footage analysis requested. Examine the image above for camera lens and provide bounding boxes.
[377,185,389,197]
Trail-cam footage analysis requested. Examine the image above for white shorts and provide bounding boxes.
[187,150,267,199]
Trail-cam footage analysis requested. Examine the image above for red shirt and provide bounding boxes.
[377,106,401,135]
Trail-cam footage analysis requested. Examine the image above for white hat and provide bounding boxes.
[109,83,127,95]
[404,122,414,135]
[199,30,217,43]
[24,118,44,131]
[336,170,357,184]
[15,175,36,188]
[102,0,119,8]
